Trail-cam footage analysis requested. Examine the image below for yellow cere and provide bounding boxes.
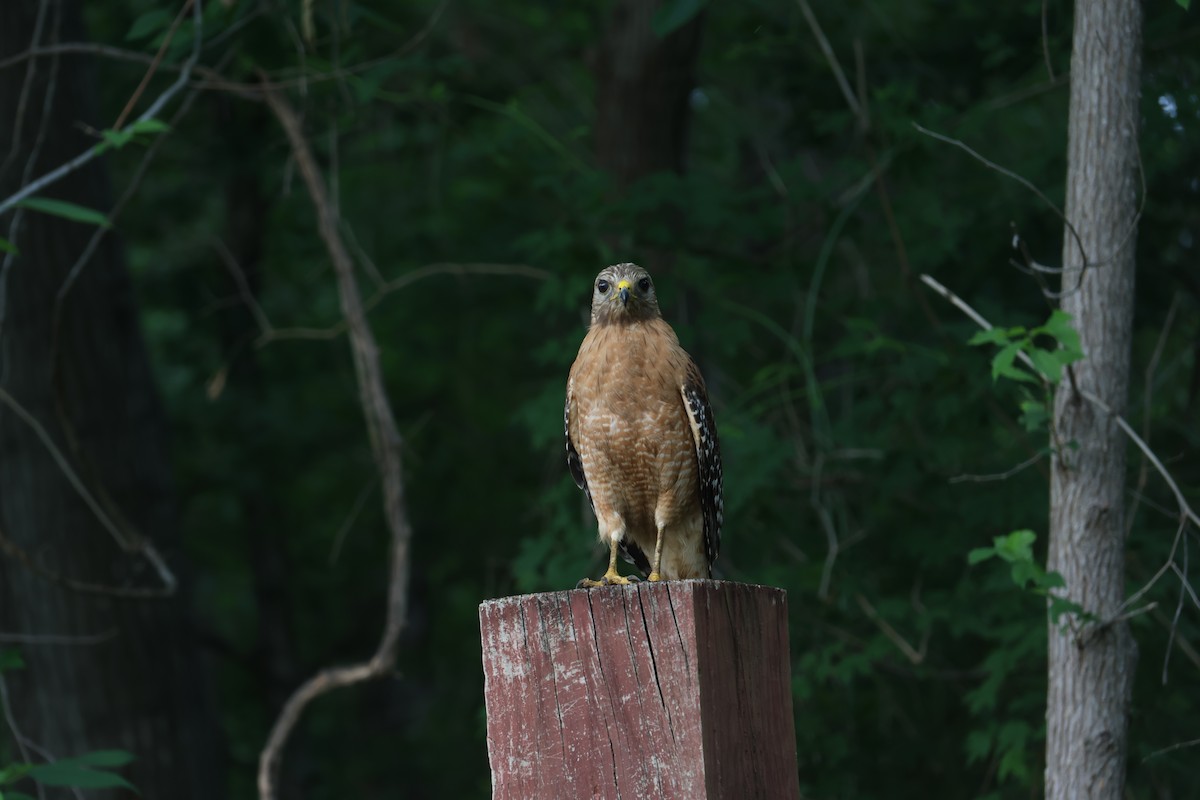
[617,279,631,291]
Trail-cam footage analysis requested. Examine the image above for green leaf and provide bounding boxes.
[16,197,110,228]
[990,342,1036,383]
[1040,571,1066,590]
[0,648,24,672]
[128,118,170,136]
[652,0,708,37]
[100,129,134,150]
[1048,595,1085,624]
[967,327,1012,346]
[0,763,33,784]
[1018,400,1047,432]
[1039,310,1084,359]
[28,763,135,792]
[0,237,16,255]
[70,750,135,768]
[1176,0,1190,10]
[1028,348,1064,383]
[994,529,1036,562]
[967,547,995,565]
[126,9,171,42]
[1009,560,1038,588]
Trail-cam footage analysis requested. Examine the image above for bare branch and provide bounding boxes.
[795,0,865,129]
[0,673,44,800]
[113,0,194,130]
[1079,388,1200,533]
[856,592,927,665]
[257,81,414,800]
[919,273,1200,605]
[0,388,176,596]
[1127,293,1181,538]
[0,0,204,217]
[949,450,1046,484]
[912,122,1086,267]
[256,262,551,346]
[0,629,116,645]
[1142,737,1200,763]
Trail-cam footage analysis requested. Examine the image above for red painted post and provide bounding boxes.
[479,580,800,799]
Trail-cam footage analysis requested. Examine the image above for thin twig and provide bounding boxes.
[0,521,172,599]
[856,592,927,665]
[1142,737,1200,763]
[795,0,865,129]
[329,477,377,565]
[0,390,176,595]
[258,80,414,800]
[211,236,272,335]
[0,629,116,645]
[912,122,1085,268]
[0,0,204,217]
[1127,294,1181,538]
[113,0,194,130]
[920,273,1200,642]
[1041,0,1055,81]
[1080,388,1200,533]
[949,450,1046,483]
[0,673,41,800]
[257,262,550,346]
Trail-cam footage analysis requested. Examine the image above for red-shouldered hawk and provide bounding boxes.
[565,263,723,586]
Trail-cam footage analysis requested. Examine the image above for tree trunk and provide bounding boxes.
[1046,1,1142,797]
[0,1,222,796]
[593,0,703,187]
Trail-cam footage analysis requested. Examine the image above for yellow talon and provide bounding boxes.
[577,569,637,588]
[578,539,640,588]
[647,572,662,582]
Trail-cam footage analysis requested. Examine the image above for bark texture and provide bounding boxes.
[1046,0,1142,797]
[480,581,800,800]
[0,1,221,796]
[593,0,703,187]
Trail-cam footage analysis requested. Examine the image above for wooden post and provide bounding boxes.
[479,580,800,799]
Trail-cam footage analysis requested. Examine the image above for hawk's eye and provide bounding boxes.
[637,277,651,292]
[597,279,610,294]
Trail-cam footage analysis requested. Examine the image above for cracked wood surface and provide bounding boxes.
[479,580,799,799]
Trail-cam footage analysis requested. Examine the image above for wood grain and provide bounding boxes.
[480,580,799,799]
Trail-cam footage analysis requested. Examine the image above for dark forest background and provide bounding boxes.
[1,0,1198,797]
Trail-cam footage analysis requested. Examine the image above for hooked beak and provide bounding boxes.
[617,279,631,306]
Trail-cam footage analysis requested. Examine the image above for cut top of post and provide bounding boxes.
[479,580,799,800]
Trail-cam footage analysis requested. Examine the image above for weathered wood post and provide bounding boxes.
[479,580,800,799]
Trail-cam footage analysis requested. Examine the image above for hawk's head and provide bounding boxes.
[589,263,661,325]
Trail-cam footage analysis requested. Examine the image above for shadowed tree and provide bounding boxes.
[0,0,221,795]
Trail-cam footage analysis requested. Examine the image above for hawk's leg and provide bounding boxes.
[578,533,638,588]
[647,524,666,582]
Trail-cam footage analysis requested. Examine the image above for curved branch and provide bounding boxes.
[257,80,414,800]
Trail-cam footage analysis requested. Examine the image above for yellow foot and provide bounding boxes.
[577,570,640,589]
[647,572,663,582]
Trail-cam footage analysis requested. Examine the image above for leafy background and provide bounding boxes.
[4,0,1199,797]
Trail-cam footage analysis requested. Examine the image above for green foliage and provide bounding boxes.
[0,751,137,798]
[653,0,709,37]
[968,530,1085,624]
[14,197,110,228]
[93,118,171,155]
[968,309,1084,385]
[38,0,1198,797]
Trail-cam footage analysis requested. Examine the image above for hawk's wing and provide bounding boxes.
[565,377,652,575]
[681,361,724,572]
[564,377,593,511]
